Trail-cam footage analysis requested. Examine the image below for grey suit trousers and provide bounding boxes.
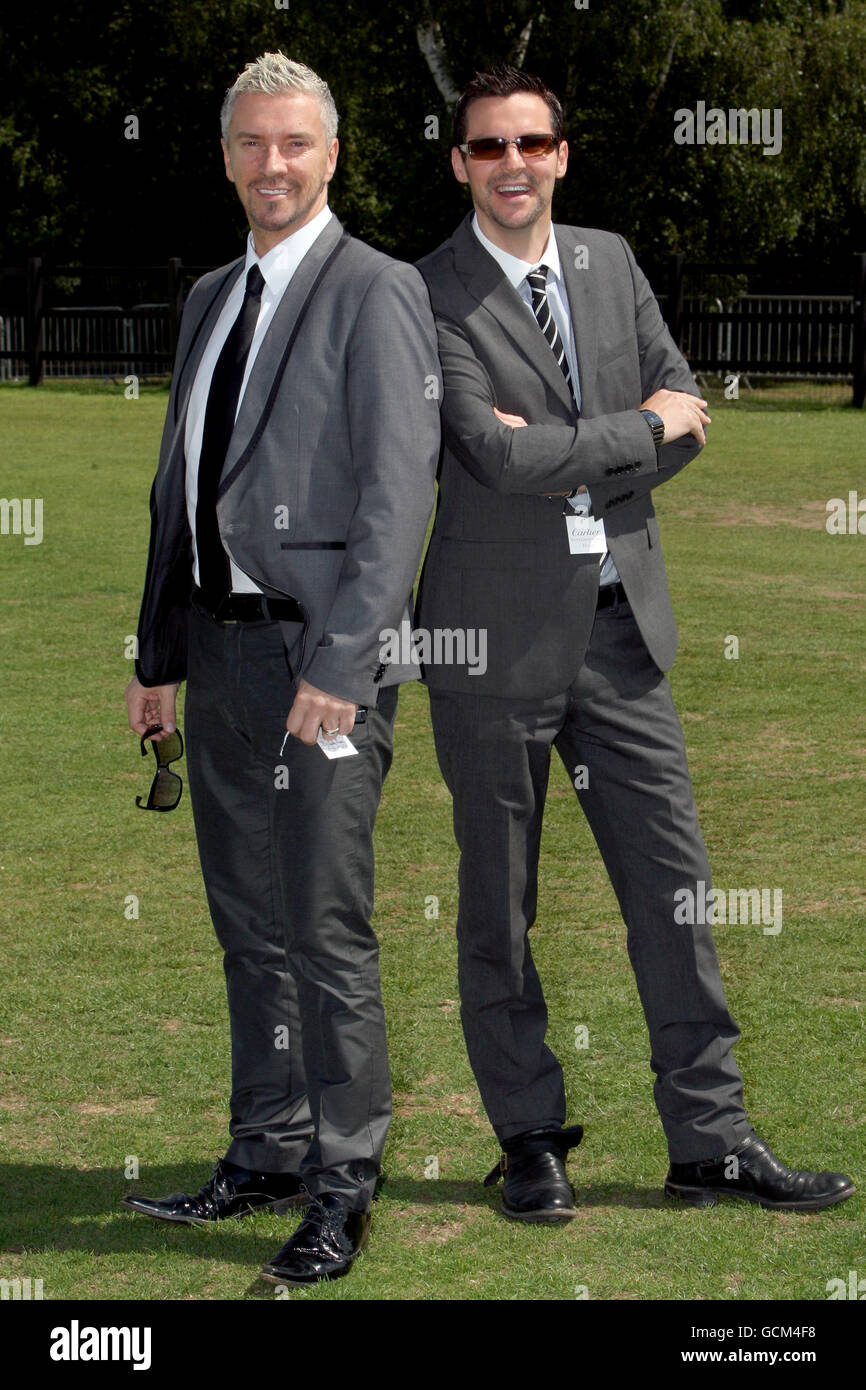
[184,603,397,1210]
[429,592,754,1162]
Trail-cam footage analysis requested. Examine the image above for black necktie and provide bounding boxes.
[526,266,574,399]
[195,263,266,606]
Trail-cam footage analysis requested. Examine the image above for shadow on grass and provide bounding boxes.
[379,1174,667,1210]
[0,1163,732,1301]
[0,1164,490,1261]
[0,1161,672,1264]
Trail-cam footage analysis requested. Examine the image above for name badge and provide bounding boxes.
[565,512,607,555]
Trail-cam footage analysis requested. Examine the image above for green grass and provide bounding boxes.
[0,384,864,1301]
[699,375,853,412]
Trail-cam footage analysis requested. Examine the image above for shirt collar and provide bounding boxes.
[244,205,333,294]
[471,213,562,291]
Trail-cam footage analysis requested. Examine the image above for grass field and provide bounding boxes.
[1,383,864,1303]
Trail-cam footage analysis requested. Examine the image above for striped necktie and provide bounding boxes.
[526,264,612,574]
[526,266,573,398]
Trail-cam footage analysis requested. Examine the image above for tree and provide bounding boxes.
[1,0,864,276]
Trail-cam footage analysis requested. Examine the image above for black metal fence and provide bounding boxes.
[658,253,866,406]
[2,253,865,405]
[0,258,203,383]
[680,295,856,378]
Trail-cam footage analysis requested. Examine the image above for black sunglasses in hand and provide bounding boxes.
[136,726,184,811]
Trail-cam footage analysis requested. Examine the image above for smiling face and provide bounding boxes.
[222,90,338,255]
[451,92,568,260]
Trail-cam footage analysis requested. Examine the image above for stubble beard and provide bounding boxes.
[247,176,328,237]
[481,182,547,233]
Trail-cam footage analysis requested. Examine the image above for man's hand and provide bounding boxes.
[285,677,358,747]
[126,677,180,740]
[493,406,528,429]
[640,388,711,446]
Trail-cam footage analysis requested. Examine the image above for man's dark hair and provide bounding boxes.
[453,65,564,148]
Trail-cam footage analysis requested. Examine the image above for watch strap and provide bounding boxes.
[640,409,665,448]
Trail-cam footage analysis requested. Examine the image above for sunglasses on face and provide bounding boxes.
[136,726,184,811]
[458,134,559,161]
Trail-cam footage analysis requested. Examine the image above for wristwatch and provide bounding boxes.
[640,409,665,448]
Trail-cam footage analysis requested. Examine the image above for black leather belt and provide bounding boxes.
[597,581,628,610]
[194,588,304,624]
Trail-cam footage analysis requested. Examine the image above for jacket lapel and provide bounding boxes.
[554,224,598,416]
[154,259,243,514]
[173,258,245,426]
[223,215,346,483]
[451,214,574,416]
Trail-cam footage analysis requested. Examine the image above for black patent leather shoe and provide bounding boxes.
[665,1134,856,1211]
[259,1193,371,1285]
[484,1124,583,1224]
[120,1157,307,1225]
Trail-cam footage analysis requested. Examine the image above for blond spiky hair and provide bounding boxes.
[220,52,339,142]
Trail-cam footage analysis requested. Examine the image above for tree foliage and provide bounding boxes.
[1,0,864,272]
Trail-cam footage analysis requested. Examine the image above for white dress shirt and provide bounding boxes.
[471,214,620,585]
[185,205,333,593]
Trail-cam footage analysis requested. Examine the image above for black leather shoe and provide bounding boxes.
[259,1193,371,1285]
[484,1124,583,1224]
[665,1134,856,1211]
[120,1157,307,1225]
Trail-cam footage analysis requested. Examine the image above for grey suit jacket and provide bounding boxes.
[416,214,703,698]
[136,215,441,706]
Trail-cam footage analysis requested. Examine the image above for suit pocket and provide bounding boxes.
[280,541,347,550]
